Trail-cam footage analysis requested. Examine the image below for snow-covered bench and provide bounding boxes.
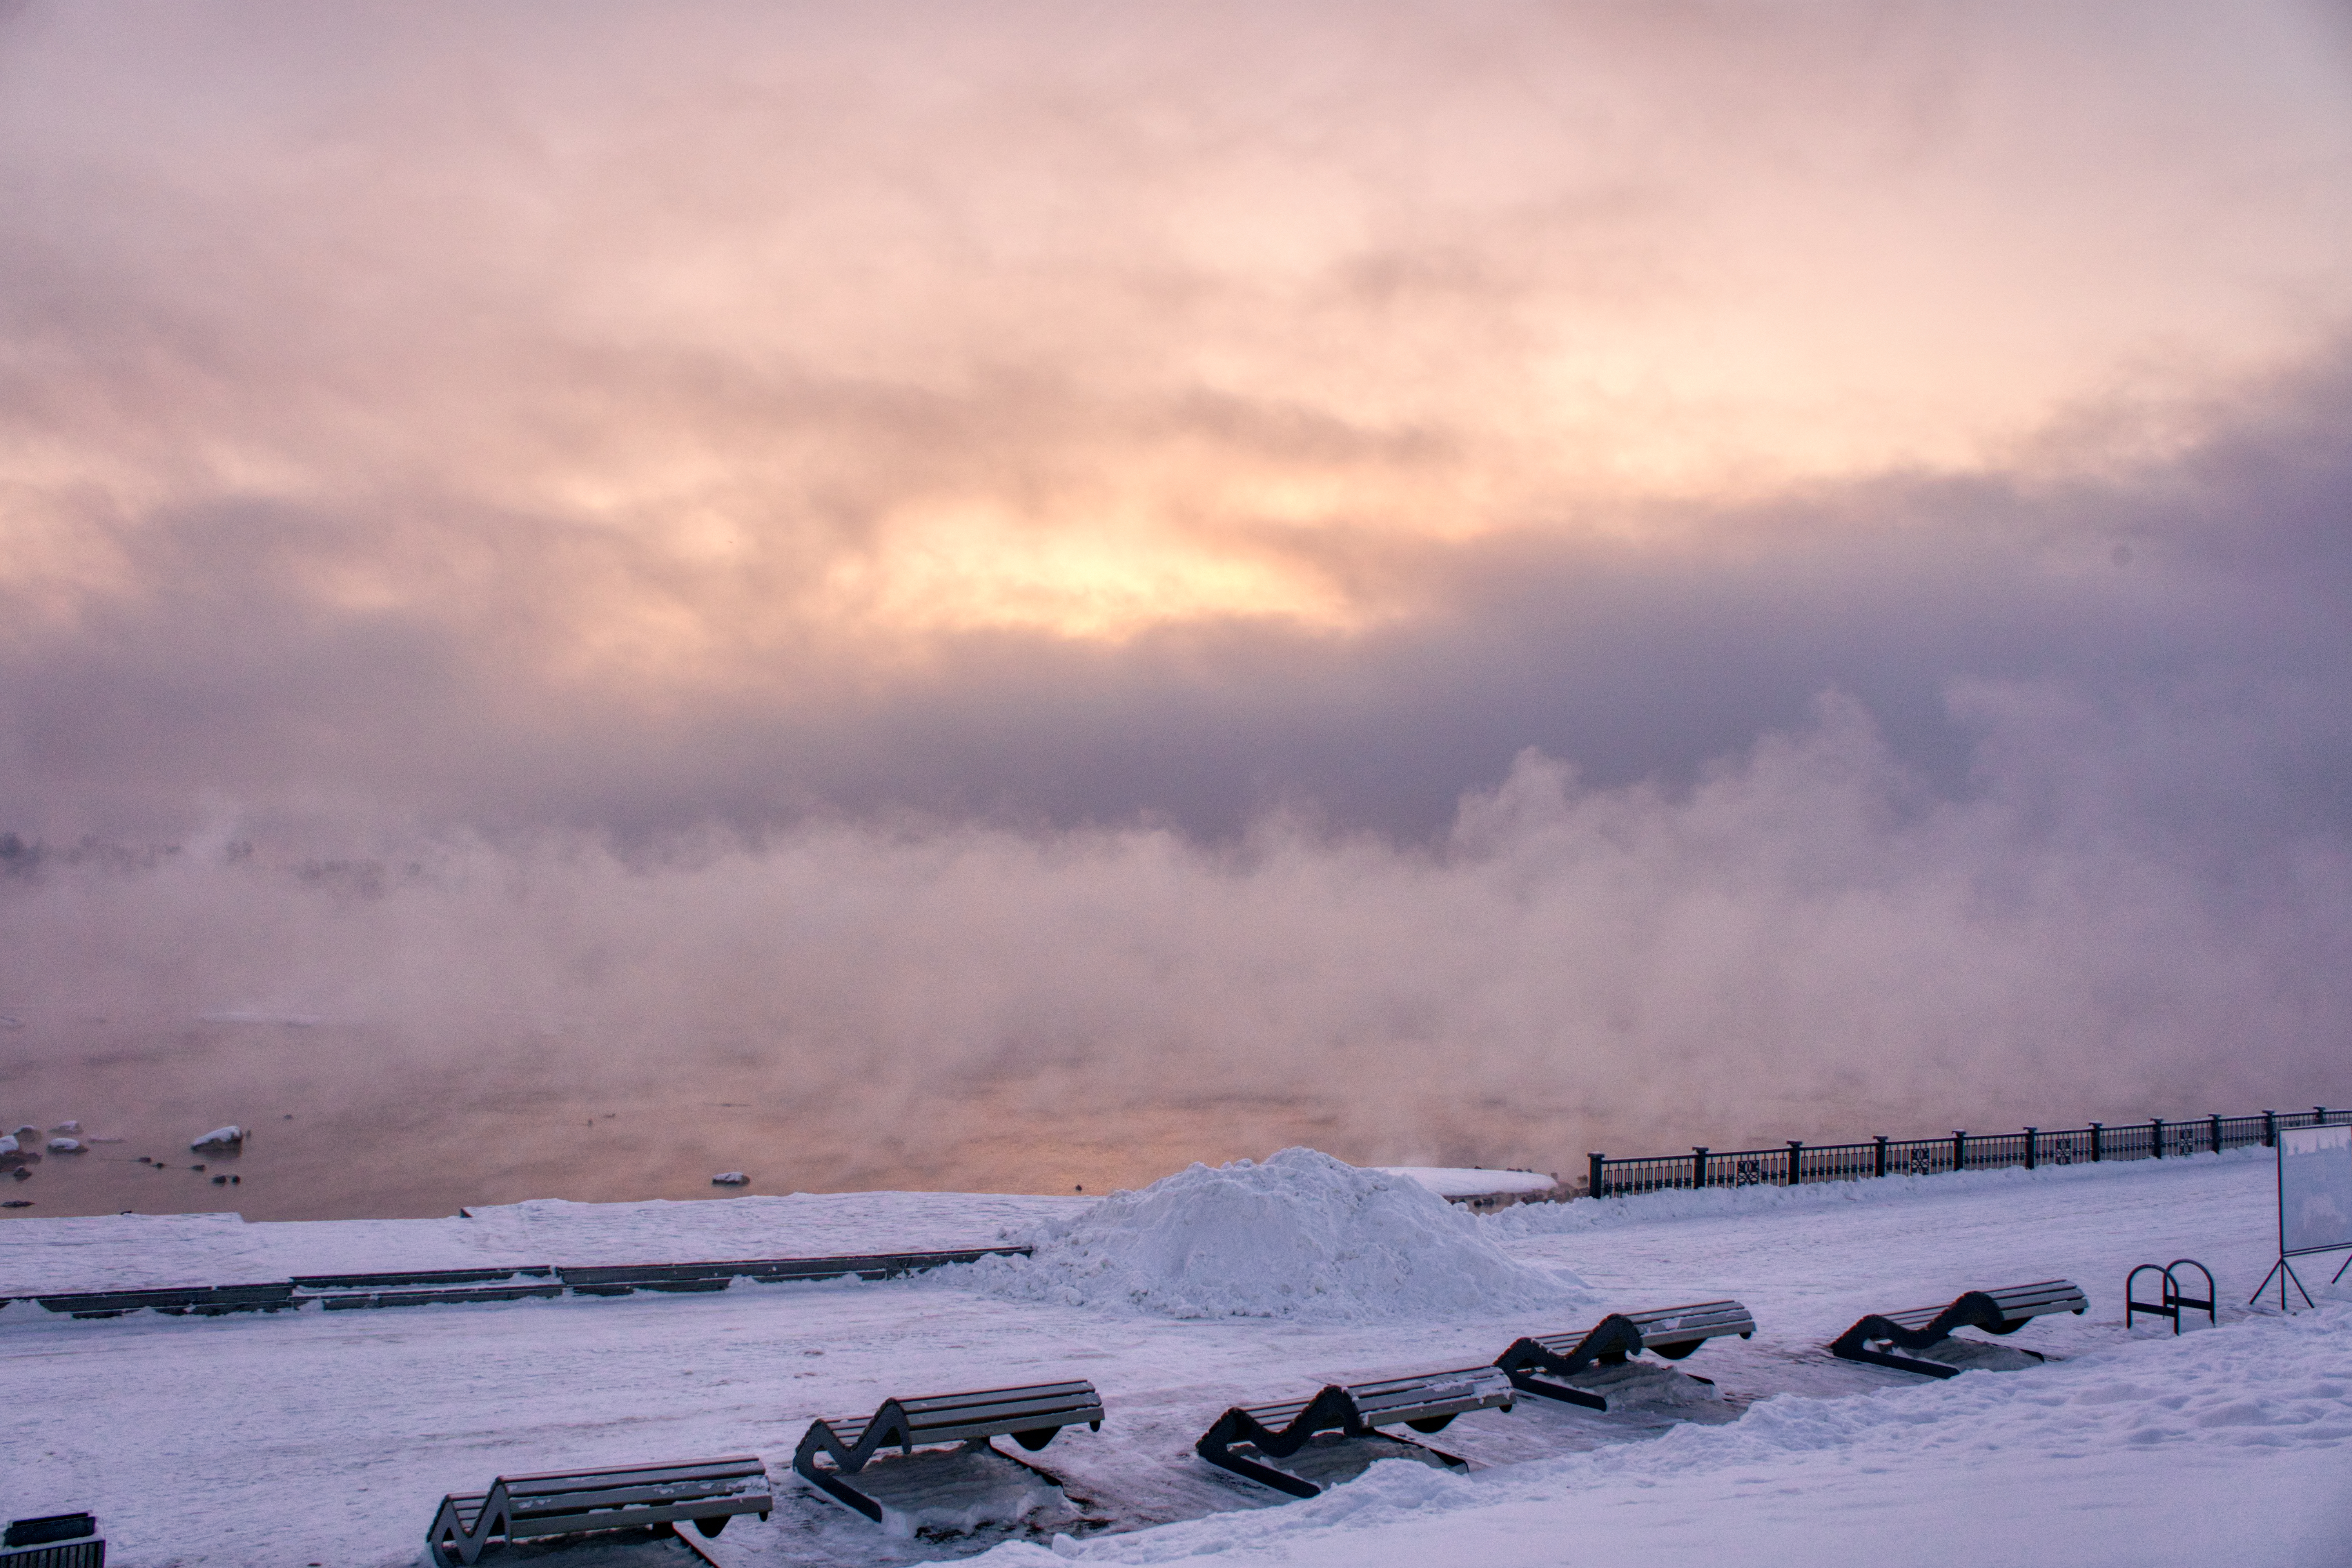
[426,1455,771,1566]
[1194,1365,1517,1498]
[558,1244,1033,1296]
[293,1267,564,1311]
[1493,1299,1756,1408]
[31,1282,296,1319]
[793,1379,1105,1523]
[2,1512,104,1568]
[1828,1279,2087,1377]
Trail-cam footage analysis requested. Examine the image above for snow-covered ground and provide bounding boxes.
[3,1149,2347,1567]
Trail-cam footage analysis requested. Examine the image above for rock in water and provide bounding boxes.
[46,1138,85,1154]
[710,1171,750,1186]
[190,1126,244,1153]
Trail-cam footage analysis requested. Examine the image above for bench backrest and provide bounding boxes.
[495,1457,768,1515]
[4,1517,94,1549]
[882,1381,1104,1445]
[1880,1280,2085,1332]
[1340,1367,1515,1427]
[1622,1299,1755,1350]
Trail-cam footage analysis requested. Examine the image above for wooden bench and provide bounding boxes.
[294,1267,564,1311]
[32,1283,296,1319]
[558,1245,1033,1296]
[1493,1299,1755,1409]
[1828,1279,2087,1377]
[2,1513,103,1568]
[425,1455,771,1565]
[1194,1365,1516,1498]
[793,1380,1105,1523]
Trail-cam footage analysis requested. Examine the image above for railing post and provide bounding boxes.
[2321,1106,2332,1127]
[2090,1122,2103,1161]
[1952,1130,1966,1173]
[2263,1111,2276,1147]
[1588,1152,1605,1200]
[1786,1140,1803,1186]
[2209,1113,2222,1154]
[2151,1117,2164,1158]
[1691,1147,1708,1190]
[1873,1136,1888,1178]
[2024,1127,2037,1171]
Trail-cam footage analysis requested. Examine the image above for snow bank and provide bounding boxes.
[967,1147,1588,1321]
[977,1302,2352,1568]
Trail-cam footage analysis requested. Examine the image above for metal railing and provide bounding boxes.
[1586,1106,2343,1199]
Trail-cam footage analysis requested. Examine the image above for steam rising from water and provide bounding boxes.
[5,686,2345,1218]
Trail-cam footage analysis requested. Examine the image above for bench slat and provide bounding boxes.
[897,1381,1098,1414]
[496,1455,766,1489]
[508,1478,762,1514]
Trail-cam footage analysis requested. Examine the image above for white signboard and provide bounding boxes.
[2280,1124,2352,1256]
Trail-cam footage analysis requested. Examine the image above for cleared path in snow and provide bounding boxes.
[1,1151,2345,1566]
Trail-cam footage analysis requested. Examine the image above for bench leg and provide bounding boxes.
[1196,1436,1327,1499]
[1197,1429,1472,1500]
[975,1437,1079,1494]
[1373,1432,1472,1472]
[1501,1369,1612,1410]
[794,1458,886,1523]
[1829,1343,1963,1378]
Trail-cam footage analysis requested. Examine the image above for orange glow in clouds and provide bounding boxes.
[0,1,2348,659]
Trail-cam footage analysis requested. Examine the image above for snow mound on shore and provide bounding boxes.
[968,1147,1588,1321]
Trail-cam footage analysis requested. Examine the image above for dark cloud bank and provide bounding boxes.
[4,353,2350,1214]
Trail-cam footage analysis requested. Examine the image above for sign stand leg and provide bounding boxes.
[2249,1256,2314,1312]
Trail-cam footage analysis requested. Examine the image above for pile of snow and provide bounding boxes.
[969,1148,1588,1322]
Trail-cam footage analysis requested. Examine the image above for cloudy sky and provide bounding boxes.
[2,1,2349,1209]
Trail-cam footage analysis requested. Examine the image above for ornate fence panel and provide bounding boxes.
[1586,1106,2344,1199]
